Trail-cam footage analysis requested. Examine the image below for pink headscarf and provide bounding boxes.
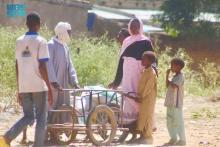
[120,18,149,55]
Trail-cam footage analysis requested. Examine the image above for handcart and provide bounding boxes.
[47,88,130,146]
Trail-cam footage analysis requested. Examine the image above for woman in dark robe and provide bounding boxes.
[109,18,154,124]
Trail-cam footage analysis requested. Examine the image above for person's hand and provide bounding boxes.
[74,84,80,89]
[108,82,118,89]
[108,82,114,88]
[135,98,142,103]
[51,82,62,91]
[48,89,53,106]
[17,92,22,106]
[166,69,171,75]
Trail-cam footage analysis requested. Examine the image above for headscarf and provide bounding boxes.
[54,22,71,45]
[120,18,149,55]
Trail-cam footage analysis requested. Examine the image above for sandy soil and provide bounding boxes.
[0,96,220,147]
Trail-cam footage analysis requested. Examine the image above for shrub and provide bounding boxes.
[0,26,219,104]
[70,34,119,86]
[159,0,220,39]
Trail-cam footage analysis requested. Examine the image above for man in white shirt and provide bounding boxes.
[0,12,53,147]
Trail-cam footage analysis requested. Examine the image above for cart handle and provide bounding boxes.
[62,88,124,93]
[63,88,139,99]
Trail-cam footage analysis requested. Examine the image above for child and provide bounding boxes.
[134,51,157,144]
[0,12,53,147]
[164,58,186,146]
[117,28,130,46]
[108,28,130,89]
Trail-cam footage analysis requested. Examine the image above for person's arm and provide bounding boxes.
[142,72,156,100]
[124,92,141,103]
[108,56,123,89]
[166,69,172,88]
[15,60,22,105]
[39,62,53,105]
[16,61,18,87]
[47,43,61,90]
[169,82,179,89]
[166,69,179,89]
[38,39,53,106]
[146,39,154,51]
[67,49,80,89]
[171,74,184,89]
[15,40,22,105]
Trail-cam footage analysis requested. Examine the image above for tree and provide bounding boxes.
[160,0,220,38]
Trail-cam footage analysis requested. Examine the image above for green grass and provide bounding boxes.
[192,108,220,120]
[0,26,219,104]
[70,34,118,86]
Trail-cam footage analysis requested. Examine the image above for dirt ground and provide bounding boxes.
[0,96,219,147]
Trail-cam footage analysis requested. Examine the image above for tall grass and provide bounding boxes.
[0,26,219,104]
[155,47,220,97]
[70,34,119,86]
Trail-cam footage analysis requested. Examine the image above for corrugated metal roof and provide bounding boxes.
[91,6,164,33]
[39,0,92,9]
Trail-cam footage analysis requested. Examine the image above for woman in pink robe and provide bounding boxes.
[109,18,154,124]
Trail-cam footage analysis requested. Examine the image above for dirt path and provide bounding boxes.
[0,96,219,147]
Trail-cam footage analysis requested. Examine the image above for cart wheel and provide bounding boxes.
[107,103,120,123]
[107,103,124,142]
[50,105,78,145]
[107,103,136,143]
[86,105,116,146]
[118,131,129,142]
[118,122,138,143]
[107,103,128,143]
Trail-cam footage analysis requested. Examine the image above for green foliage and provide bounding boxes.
[0,26,24,103]
[200,0,220,13]
[70,34,119,86]
[159,0,220,38]
[161,0,200,30]
[199,59,220,89]
[0,26,219,104]
[181,21,220,39]
[192,108,220,119]
[155,46,220,97]
[156,48,189,97]
[0,26,119,103]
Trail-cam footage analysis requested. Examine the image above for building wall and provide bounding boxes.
[94,0,165,9]
[0,0,91,35]
[92,16,128,37]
